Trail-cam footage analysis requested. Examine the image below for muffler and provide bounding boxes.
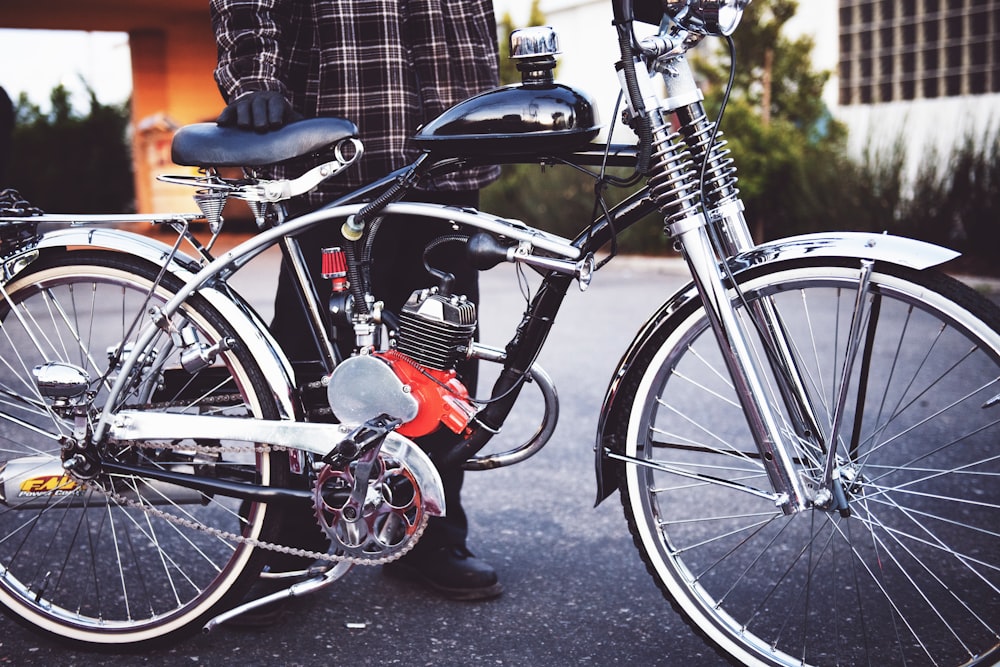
[0,455,209,509]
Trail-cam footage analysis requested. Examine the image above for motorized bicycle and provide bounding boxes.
[0,0,997,664]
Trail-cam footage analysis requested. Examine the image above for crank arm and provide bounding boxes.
[332,415,402,522]
[323,414,402,466]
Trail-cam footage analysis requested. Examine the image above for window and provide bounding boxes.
[839,0,1000,104]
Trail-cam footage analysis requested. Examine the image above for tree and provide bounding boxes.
[9,84,134,213]
[693,0,850,240]
[720,0,833,133]
[497,0,547,85]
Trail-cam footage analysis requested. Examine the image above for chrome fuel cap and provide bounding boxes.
[510,25,560,59]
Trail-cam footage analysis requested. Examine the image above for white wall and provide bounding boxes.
[836,94,1000,183]
[544,0,648,141]
[784,4,999,179]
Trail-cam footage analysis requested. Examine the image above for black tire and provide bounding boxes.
[614,259,1000,666]
[0,250,289,649]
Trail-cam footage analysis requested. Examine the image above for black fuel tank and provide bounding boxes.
[412,81,601,158]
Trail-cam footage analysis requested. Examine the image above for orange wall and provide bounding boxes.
[127,21,221,213]
[3,1,221,212]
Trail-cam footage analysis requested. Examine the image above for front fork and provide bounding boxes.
[673,217,812,514]
[645,56,821,514]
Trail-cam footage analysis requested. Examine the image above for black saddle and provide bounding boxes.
[171,117,359,168]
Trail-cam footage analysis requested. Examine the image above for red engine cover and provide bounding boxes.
[375,350,477,438]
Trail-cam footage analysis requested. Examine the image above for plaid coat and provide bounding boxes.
[210,0,501,194]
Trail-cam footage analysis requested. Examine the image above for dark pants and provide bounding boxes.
[270,189,480,554]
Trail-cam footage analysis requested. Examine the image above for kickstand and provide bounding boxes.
[203,562,353,632]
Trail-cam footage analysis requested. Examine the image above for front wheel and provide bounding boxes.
[615,259,1000,666]
[0,250,291,649]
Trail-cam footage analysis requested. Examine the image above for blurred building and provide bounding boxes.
[839,0,998,104]
[835,0,1000,178]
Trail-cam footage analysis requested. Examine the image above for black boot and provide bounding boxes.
[384,544,502,600]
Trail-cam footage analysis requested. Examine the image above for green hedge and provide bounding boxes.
[481,126,1000,270]
[7,85,134,214]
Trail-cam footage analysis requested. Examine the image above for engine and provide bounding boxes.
[396,287,476,371]
[326,287,479,439]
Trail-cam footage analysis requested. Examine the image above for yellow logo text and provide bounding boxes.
[18,475,81,497]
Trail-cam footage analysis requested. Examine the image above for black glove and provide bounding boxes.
[216,90,303,132]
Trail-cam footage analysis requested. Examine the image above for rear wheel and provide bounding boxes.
[0,250,290,648]
[616,260,1000,666]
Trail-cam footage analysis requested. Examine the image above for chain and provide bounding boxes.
[137,393,334,423]
[126,431,278,456]
[138,392,248,411]
[96,438,427,566]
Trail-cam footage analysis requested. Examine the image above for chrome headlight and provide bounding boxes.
[663,0,750,36]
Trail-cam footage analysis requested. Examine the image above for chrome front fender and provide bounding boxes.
[30,227,298,421]
[593,231,960,504]
[728,231,959,273]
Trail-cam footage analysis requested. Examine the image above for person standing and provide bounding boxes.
[210,0,503,602]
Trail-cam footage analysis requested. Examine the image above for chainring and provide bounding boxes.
[313,450,429,563]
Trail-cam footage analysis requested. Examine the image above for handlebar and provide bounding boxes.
[617,0,751,34]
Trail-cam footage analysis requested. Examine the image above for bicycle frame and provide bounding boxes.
[4,0,1000,657]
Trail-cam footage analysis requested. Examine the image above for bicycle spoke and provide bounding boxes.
[0,254,281,647]
[621,264,1000,665]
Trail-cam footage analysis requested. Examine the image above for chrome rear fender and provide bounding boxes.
[26,227,297,421]
[593,232,960,504]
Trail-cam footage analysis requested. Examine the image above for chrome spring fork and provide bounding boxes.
[675,100,829,455]
[646,123,701,226]
[679,107,739,203]
[642,57,810,513]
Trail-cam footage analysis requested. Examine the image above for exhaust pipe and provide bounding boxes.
[0,455,210,509]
